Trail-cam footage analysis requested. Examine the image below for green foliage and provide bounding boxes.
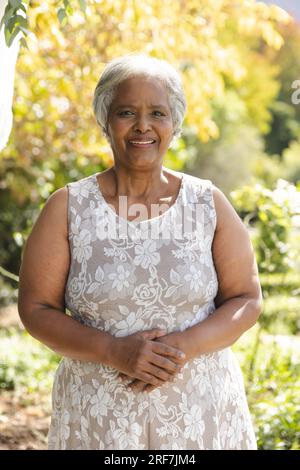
[0,0,291,281]
[264,22,300,158]
[259,272,300,335]
[281,139,300,184]
[264,101,300,157]
[233,326,300,450]
[0,157,107,299]
[0,0,29,48]
[260,271,300,295]
[0,327,60,394]
[164,137,192,171]
[259,295,300,335]
[231,180,300,274]
[252,153,283,188]
[0,0,87,47]
[184,119,266,196]
[0,276,18,307]
[57,8,67,26]
[0,0,290,142]
[57,0,87,23]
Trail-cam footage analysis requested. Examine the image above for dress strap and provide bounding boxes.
[182,173,217,235]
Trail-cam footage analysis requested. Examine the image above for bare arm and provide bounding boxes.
[181,185,263,359]
[18,187,113,364]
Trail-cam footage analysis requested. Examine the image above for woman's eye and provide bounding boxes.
[119,111,133,116]
[118,111,165,117]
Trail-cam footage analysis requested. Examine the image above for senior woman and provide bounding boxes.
[18,54,262,450]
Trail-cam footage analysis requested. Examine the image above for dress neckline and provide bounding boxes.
[94,172,185,225]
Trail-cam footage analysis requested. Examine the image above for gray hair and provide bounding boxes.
[92,53,186,144]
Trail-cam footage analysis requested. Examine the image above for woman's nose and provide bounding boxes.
[133,115,151,133]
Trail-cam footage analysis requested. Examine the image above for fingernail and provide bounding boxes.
[179,352,186,358]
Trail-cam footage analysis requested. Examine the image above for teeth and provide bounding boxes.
[129,140,155,144]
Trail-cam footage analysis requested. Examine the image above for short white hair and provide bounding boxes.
[92,53,187,143]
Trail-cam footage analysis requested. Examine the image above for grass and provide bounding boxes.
[233,325,300,450]
[0,327,59,401]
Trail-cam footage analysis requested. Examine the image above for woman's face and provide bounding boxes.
[106,76,175,170]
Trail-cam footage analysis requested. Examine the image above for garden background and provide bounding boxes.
[0,0,299,449]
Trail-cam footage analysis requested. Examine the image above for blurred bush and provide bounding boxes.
[231,179,300,274]
[233,326,300,450]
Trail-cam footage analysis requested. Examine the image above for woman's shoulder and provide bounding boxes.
[163,168,214,192]
[182,176,244,237]
[175,171,217,204]
[63,172,100,205]
[65,172,98,190]
[178,172,234,232]
[182,171,215,189]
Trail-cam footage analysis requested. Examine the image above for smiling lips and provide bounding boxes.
[128,139,156,147]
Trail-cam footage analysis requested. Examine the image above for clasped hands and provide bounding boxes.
[112,328,189,394]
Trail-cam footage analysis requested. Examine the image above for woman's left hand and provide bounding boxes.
[117,330,190,393]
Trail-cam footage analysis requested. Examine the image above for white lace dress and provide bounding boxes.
[47,171,257,450]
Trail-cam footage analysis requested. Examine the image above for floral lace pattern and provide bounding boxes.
[47,171,257,450]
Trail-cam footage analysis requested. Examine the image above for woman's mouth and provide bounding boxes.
[128,139,156,148]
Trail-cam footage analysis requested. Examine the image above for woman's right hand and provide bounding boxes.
[110,328,186,387]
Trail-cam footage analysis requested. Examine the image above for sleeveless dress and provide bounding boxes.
[47,170,257,450]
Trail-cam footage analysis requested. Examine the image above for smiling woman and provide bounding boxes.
[18,53,262,450]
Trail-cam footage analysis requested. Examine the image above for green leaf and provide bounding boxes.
[4,25,12,46]
[9,0,22,8]
[57,8,67,25]
[0,6,15,31]
[20,37,28,49]
[6,16,17,33]
[18,4,27,14]
[65,4,74,15]
[7,25,20,47]
[19,25,30,36]
[5,14,27,32]
[14,14,28,28]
